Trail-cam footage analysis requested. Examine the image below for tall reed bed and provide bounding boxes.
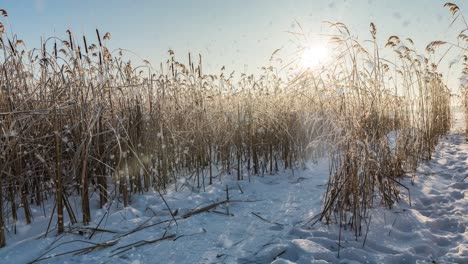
[0,11,336,246]
[0,3,460,248]
[442,4,468,131]
[311,23,451,240]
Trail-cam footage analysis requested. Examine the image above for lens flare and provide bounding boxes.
[301,45,329,69]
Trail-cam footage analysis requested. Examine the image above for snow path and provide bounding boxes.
[405,112,468,263]
[270,111,467,264]
[270,112,467,264]
[0,111,466,264]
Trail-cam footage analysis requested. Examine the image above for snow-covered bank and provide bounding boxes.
[0,113,467,264]
[0,160,331,264]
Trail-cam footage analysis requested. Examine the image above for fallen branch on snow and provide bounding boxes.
[29,239,119,263]
[251,212,285,226]
[109,234,176,257]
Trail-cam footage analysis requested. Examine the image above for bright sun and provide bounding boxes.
[301,45,329,69]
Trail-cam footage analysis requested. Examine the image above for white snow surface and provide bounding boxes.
[0,113,467,264]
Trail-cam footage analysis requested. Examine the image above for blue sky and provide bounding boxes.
[0,0,466,87]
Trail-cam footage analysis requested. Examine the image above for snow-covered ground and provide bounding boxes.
[0,112,466,264]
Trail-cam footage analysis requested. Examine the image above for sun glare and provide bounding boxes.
[301,44,329,69]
